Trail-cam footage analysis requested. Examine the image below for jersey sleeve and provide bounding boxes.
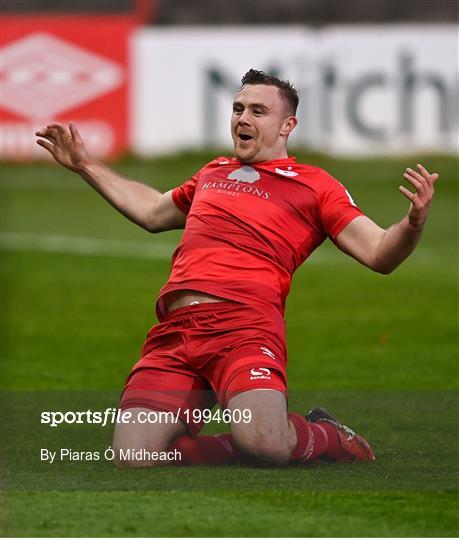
[171,175,198,215]
[319,173,364,239]
[171,157,229,215]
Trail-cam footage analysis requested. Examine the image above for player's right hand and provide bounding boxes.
[35,123,91,172]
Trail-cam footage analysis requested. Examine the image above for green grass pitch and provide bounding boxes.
[1,152,458,537]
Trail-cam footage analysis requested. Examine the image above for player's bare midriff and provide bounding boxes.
[163,289,228,313]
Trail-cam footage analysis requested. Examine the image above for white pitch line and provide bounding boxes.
[0,232,434,265]
[0,231,337,263]
[0,232,176,260]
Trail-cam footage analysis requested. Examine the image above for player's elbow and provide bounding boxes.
[144,213,168,234]
[145,220,175,234]
[371,259,397,275]
[144,220,161,234]
[144,209,185,233]
[375,267,395,275]
[142,199,163,233]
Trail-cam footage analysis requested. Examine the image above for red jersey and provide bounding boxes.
[157,156,363,319]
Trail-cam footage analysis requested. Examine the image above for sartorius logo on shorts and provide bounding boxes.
[250,367,271,381]
[201,166,271,199]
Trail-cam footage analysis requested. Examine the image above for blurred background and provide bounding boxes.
[1,2,458,537]
[2,0,458,21]
[0,0,457,159]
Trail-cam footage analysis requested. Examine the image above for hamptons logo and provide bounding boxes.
[202,166,270,199]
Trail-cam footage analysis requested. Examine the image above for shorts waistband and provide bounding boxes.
[161,300,240,322]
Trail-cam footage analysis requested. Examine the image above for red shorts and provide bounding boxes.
[119,301,287,434]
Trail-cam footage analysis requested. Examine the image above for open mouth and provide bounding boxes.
[238,134,254,142]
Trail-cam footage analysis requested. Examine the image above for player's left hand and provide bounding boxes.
[400,163,439,229]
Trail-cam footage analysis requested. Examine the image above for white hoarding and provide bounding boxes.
[131,25,458,156]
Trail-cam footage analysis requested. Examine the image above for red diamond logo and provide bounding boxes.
[0,33,123,120]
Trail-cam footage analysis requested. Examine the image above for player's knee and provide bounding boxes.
[112,442,167,468]
[112,448,134,469]
[113,450,137,469]
[112,429,170,468]
[233,429,292,465]
[112,444,141,468]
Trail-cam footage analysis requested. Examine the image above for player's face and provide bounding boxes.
[231,84,297,163]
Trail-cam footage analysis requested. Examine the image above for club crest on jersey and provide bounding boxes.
[275,167,298,177]
[227,166,260,184]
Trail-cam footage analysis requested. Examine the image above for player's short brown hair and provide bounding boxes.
[240,69,299,115]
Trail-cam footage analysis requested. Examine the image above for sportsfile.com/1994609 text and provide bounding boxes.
[40,408,252,428]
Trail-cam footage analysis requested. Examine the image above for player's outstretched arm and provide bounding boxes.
[335,163,439,274]
[35,123,185,233]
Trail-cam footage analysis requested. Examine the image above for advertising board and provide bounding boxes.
[132,26,457,156]
[0,15,136,159]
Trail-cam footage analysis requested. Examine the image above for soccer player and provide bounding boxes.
[36,69,438,468]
